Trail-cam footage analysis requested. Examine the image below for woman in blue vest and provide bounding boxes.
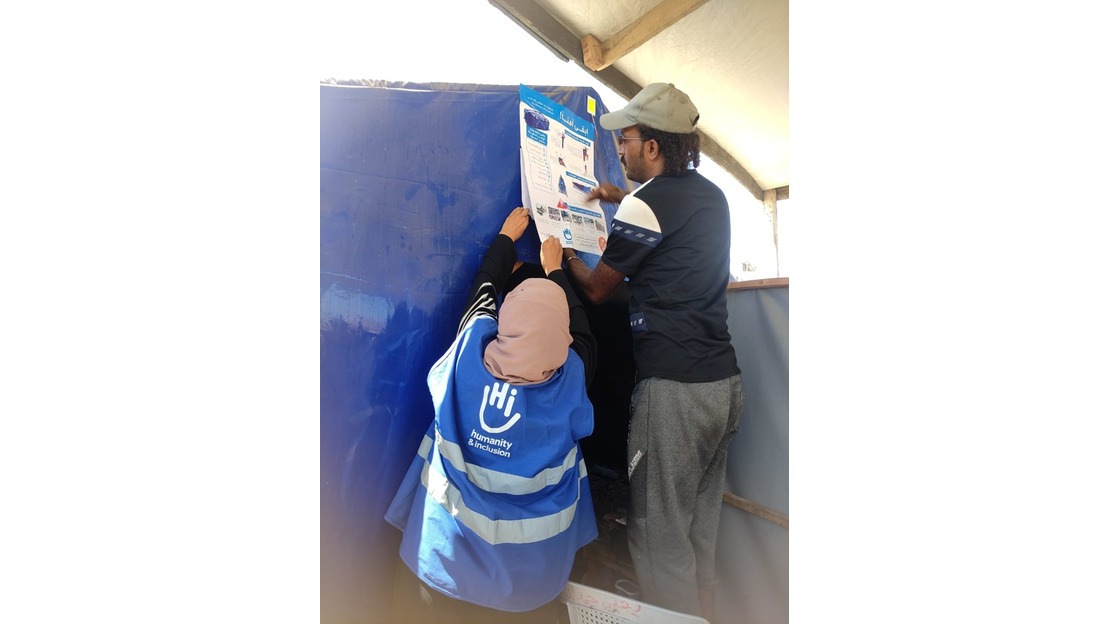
[386,207,598,622]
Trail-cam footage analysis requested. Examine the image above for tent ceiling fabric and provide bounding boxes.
[489,0,788,199]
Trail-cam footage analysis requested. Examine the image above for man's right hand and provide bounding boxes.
[586,183,626,205]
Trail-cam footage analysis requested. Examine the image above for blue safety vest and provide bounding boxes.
[385,315,597,612]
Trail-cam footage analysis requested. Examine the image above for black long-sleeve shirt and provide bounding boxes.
[458,234,597,386]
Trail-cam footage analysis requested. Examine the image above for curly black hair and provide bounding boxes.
[637,124,701,176]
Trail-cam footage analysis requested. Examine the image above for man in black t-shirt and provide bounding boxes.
[561,83,744,622]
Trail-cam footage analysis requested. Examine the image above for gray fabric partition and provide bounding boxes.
[717,282,789,624]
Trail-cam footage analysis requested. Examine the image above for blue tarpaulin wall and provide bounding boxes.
[320,81,625,623]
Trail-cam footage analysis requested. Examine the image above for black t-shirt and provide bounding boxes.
[601,171,740,382]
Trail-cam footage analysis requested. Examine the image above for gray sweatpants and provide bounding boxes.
[626,374,743,616]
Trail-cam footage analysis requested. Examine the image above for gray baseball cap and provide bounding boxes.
[599,82,700,134]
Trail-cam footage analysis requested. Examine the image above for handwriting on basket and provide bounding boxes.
[566,585,644,617]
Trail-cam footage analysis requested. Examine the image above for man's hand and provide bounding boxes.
[499,207,531,242]
[586,183,627,205]
[540,236,564,276]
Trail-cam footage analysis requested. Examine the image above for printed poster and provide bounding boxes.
[518,85,608,255]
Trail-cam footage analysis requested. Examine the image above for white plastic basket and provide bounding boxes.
[560,581,710,624]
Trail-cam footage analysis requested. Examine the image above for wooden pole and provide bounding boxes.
[722,491,788,529]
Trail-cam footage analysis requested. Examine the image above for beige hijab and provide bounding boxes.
[482,278,572,385]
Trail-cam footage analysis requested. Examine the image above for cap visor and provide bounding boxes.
[599,110,636,130]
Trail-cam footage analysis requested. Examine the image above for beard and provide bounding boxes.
[621,144,646,183]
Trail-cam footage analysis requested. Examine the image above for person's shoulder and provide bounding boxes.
[459,313,499,342]
[645,170,715,190]
[633,172,714,205]
[672,169,721,189]
[670,170,727,204]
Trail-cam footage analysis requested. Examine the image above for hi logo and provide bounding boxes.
[479,381,522,434]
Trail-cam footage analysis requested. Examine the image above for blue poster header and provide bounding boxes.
[520,84,596,142]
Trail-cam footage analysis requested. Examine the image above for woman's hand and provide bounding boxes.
[499,207,531,242]
[540,236,564,276]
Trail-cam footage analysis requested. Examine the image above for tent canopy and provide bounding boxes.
[488,0,788,203]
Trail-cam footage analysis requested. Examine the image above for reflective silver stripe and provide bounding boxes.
[420,452,589,545]
[416,434,434,459]
[434,429,580,495]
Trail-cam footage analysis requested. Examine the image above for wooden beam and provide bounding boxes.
[727,277,789,291]
[772,185,789,200]
[485,0,571,62]
[763,188,780,276]
[722,491,788,528]
[487,0,767,202]
[702,138,764,203]
[487,0,580,63]
[581,0,711,71]
[487,0,641,93]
